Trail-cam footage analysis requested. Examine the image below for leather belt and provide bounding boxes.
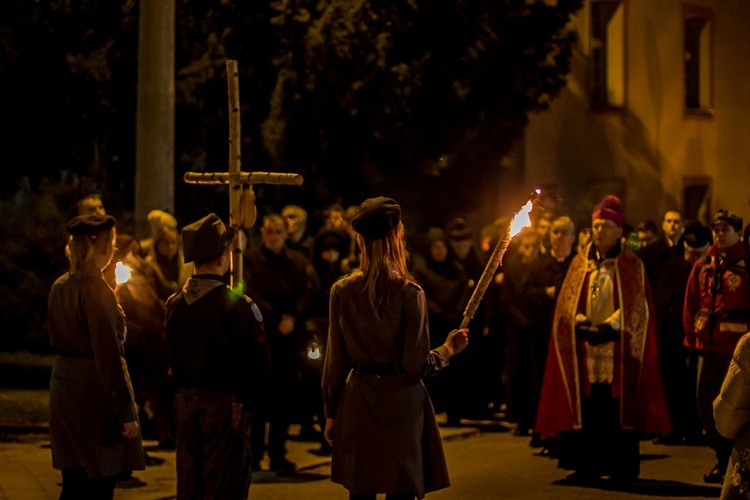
[354,363,403,376]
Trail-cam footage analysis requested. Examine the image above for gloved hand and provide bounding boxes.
[575,321,619,346]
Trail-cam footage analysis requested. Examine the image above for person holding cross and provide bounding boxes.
[165,213,270,498]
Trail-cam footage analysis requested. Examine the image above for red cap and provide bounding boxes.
[592,195,624,227]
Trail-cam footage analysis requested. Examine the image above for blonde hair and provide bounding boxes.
[551,216,575,234]
[66,227,115,276]
[356,221,414,317]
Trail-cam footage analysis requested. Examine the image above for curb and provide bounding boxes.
[0,425,48,435]
[441,427,482,442]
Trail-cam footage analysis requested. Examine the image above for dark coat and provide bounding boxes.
[517,251,575,422]
[166,275,269,498]
[165,275,270,409]
[411,252,471,345]
[47,271,145,478]
[243,245,314,338]
[638,236,678,290]
[322,274,451,498]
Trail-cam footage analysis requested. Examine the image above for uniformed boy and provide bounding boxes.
[166,213,270,499]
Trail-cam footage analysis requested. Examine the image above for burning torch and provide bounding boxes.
[458,189,541,329]
[114,261,131,285]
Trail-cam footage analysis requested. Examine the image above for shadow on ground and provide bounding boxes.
[251,469,330,484]
[439,419,513,434]
[553,477,721,497]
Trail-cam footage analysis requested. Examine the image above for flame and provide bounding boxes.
[510,200,534,237]
[115,261,131,285]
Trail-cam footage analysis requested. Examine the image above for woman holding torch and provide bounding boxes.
[322,197,469,500]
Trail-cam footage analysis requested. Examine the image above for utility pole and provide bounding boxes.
[134,0,175,239]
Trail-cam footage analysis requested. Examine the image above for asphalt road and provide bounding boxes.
[0,423,723,499]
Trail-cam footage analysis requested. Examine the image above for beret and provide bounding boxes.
[711,209,743,232]
[65,214,116,235]
[182,213,232,264]
[352,197,401,240]
[682,221,712,248]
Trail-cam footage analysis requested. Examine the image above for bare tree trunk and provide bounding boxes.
[135,0,175,239]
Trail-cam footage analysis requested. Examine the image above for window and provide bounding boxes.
[684,5,713,111]
[683,176,712,225]
[590,0,625,108]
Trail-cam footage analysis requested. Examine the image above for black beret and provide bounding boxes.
[182,213,231,264]
[446,218,472,240]
[65,214,116,235]
[352,197,401,240]
[711,209,743,232]
[682,221,712,248]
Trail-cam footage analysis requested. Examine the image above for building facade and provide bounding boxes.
[524,0,750,227]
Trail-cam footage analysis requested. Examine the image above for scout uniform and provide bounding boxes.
[166,213,270,499]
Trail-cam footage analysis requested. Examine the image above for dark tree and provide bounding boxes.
[0,0,582,349]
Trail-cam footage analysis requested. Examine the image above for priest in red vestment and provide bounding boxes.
[535,195,671,483]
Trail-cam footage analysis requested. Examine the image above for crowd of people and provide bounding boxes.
[46,191,750,499]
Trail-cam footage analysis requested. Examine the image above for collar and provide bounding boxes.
[260,245,288,260]
[181,274,226,305]
[709,240,746,263]
[588,241,622,263]
[550,249,572,263]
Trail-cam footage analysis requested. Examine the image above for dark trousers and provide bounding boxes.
[350,493,415,500]
[558,384,640,479]
[251,337,298,463]
[174,388,252,500]
[250,399,292,463]
[660,340,702,440]
[60,467,117,500]
[505,326,533,429]
[697,351,735,467]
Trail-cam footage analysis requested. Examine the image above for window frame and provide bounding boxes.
[683,3,715,116]
[588,0,627,111]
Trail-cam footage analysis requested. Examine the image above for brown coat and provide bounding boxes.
[47,271,145,478]
[322,273,451,498]
[715,334,750,499]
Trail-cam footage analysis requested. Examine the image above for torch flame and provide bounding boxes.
[510,200,534,237]
[115,261,131,285]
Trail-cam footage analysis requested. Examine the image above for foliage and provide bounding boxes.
[0,176,95,350]
[0,0,138,198]
[0,0,582,349]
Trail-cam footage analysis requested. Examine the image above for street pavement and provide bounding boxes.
[0,419,723,500]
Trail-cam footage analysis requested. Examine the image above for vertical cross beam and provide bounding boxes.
[226,60,244,287]
[184,60,303,288]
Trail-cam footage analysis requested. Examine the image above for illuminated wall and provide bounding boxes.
[524,0,750,227]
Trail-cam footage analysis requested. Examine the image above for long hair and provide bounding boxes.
[357,221,414,317]
[66,227,115,276]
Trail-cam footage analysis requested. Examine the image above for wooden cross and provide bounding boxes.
[184,60,303,288]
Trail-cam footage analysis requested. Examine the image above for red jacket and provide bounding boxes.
[683,241,750,354]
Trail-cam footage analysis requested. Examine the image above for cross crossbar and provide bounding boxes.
[184,171,303,186]
[182,60,303,289]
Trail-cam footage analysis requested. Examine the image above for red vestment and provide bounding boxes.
[535,245,671,437]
